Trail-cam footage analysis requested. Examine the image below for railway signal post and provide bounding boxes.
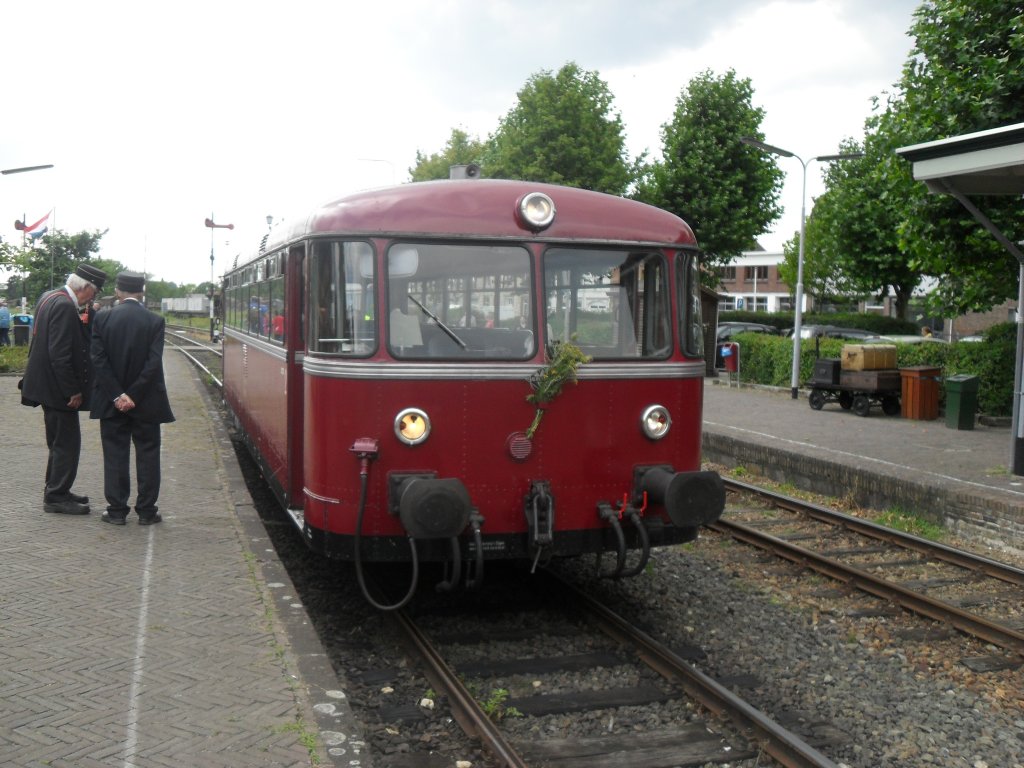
[204,214,234,341]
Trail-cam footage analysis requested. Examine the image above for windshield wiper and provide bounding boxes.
[406,294,467,349]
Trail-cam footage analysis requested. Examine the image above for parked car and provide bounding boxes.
[716,321,779,341]
[873,334,949,345]
[787,324,882,341]
[715,322,779,367]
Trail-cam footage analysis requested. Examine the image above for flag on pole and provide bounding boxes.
[15,210,51,240]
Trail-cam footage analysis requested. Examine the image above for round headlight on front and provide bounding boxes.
[395,408,431,445]
[640,405,672,440]
[517,192,556,231]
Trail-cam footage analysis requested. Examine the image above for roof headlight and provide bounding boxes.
[517,192,556,231]
[641,405,672,440]
[395,408,431,445]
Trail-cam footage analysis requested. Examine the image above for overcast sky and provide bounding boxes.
[1,0,921,288]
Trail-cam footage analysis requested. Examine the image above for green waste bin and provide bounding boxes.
[945,374,979,430]
[12,314,32,346]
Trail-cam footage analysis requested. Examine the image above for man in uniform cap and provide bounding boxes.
[90,271,175,525]
[20,263,107,515]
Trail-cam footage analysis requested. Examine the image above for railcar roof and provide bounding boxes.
[295,179,696,246]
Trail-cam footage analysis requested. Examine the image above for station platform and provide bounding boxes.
[702,377,1024,555]
[0,353,366,768]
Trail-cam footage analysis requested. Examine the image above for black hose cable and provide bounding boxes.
[353,469,419,611]
[597,504,626,579]
[619,510,651,578]
[435,537,461,592]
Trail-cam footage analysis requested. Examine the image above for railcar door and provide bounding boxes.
[285,243,306,508]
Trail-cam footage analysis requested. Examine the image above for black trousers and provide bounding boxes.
[100,416,162,517]
[42,406,81,502]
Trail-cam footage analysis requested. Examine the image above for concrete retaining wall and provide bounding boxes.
[703,432,1024,555]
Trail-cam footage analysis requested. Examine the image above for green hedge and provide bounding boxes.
[725,322,1017,416]
[0,345,30,374]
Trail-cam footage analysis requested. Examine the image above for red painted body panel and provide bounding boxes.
[301,371,705,538]
[223,336,289,490]
[274,179,697,249]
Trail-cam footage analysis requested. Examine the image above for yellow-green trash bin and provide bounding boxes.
[944,374,979,430]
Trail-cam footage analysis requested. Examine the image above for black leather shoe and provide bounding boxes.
[69,492,90,504]
[102,512,127,525]
[137,514,162,526]
[44,500,90,515]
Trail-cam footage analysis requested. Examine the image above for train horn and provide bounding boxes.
[636,466,725,528]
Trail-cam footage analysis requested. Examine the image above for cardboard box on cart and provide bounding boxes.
[841,344,897,371]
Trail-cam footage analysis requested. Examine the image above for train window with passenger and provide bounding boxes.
[264,253,285,344]
[543,249,671,359]
[387,242,535,360]
[308,240,376,356]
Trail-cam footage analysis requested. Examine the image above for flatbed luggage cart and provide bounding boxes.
[807,358,901,417]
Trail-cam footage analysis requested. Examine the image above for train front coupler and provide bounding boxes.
[388,472,475,593]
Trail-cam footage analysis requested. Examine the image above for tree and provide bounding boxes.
[142,279,180,307]
[802,134,925,319]
[778,216,860,310]
[12,229,119,306]
[637,69,784,279]
[856,0,1024,316]
[483,62,636,193]
[409,128,486,181]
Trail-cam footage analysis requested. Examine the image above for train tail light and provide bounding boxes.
[389,474,472,539]
[635,466,725,528]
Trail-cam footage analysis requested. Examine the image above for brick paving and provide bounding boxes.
[0,353,367,768]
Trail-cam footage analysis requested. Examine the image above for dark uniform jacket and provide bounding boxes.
[20,288,94,410]
[90,299,175,424]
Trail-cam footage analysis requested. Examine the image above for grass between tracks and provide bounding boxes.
[715,463,948,543]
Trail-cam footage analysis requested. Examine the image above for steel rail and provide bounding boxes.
[724,477,1024,586]
[547,571,842,768]
[166,327,224,359]
[712,516,1024,657]
[389,609,529,768]
[165,333,223,388]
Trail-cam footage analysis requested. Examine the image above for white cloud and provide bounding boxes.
[1,0,918,286]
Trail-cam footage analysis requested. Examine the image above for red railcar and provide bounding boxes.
[222,177,723,607]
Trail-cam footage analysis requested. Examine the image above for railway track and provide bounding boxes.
[165,324,222,387]
[716,477,1024,666]
[378,569,843,768]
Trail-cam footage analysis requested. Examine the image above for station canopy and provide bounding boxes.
[898,122,1024,263]
[898,122,1024,474]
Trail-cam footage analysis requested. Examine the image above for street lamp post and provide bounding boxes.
[204,214,234,341]
[741,137,864,399]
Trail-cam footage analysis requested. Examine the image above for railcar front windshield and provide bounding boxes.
[543,249,671,359]
[387,243,535,360]
[308,239,681,362]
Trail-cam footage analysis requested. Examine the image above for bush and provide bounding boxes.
[727,323,1015,416]
[0,345,29,374]
[944,322,1016,416]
